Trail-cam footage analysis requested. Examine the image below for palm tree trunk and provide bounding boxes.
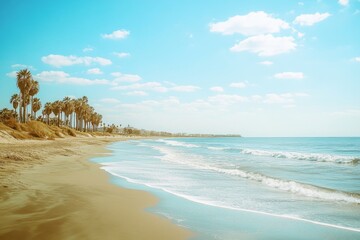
[22,102,26,123]
[14,107,17,122]
[30,96,33,119]
[19,105,22,123]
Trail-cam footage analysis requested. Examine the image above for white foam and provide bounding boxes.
[153,146,360,204]
[241,148,360,164]
[101,165,360,233]
[215,168,360,204]
[207,146,230,151]
[157,139,200,148]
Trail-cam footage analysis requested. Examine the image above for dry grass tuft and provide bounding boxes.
[0,120,116,141]
[4,118,23,131]
[64,128,76,137]
[10,131,29,140]
[0,122,13,131]
[27,121,56,139]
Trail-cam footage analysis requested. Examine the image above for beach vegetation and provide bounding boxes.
[0,68,110,140]
[1,69,231,139]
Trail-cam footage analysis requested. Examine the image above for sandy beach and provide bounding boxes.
[0,136,191,240]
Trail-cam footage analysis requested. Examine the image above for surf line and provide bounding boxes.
[101,166,360,233]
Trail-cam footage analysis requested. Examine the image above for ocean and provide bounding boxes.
[92,137,360,240]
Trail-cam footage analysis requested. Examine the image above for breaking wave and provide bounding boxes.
[157,139,200,148]
[154,146,360,204]
[208,147,359,165]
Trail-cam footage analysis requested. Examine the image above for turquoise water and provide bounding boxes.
[93,137,360,239]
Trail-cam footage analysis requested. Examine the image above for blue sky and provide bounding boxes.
[1,0,359,136]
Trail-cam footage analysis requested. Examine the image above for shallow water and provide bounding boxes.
[93,137,360,239]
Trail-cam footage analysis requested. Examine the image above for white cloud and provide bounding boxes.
[111,82,167,92]
[274,72,304,79]
[171,85,200,92]
[142,97,180,107]
[209,11,289,36]
[11,64,34,69]
[101,29,129,40]
[210,86,224,92]
[111,72,142,83]
[338,0,349,6]
[42,54,112,67]
[99,98,121,104]
[263,93,295,104]
[263,92,308,104]
[6,71,17,78]
[114,52,130,58]
[127,91,148,96]
[297,32,305,38]
[87,68,103,75]
[298,2,304,6]
[35,71,110,85]
[294,12,331,26]
[353,57,360,62]
[111,81,199,93]
[208,94,248,105]
[230,82,247,88]
[83,47,93,52]
[230,34,296,56]
[259,61,273,65]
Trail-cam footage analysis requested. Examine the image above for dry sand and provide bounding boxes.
[0,136,192,240]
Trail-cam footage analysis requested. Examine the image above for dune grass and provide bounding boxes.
[0,120,110,140]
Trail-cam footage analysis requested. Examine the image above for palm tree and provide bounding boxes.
[85,105,94,132]
[74,96,89,131]
[91,113,101,131]
[52,100,63,127]
[16,69,33,123]
[32,98,42,119]
[97,114,103,131]
[74,98,82,131]
[81,96,89,131]
[69,99,77,128]
[10,94,20,122]
[29,80,39,119]
[62,97,75,127]
[42,102,52,125]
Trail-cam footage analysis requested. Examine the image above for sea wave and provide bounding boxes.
[101,164,360,233]
[207,146,359,164]
[154,146,360,204]
[241,149,360,165]
[215,167,360,204]
[157,139,200,148]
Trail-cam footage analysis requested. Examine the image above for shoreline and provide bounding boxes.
[0,136,191,240]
